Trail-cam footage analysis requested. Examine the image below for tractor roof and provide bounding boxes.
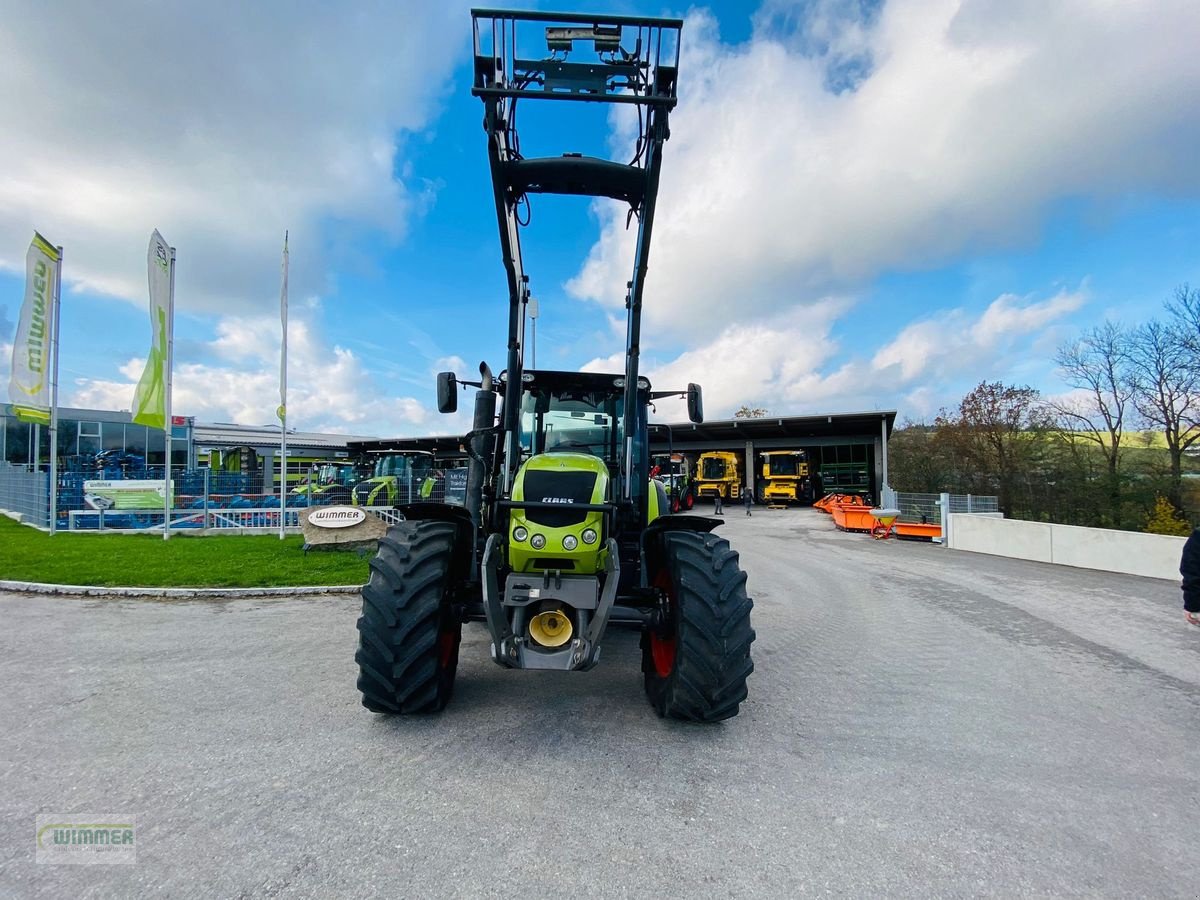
[500,369,651,393]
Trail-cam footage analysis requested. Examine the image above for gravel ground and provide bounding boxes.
[1,508,1197,898]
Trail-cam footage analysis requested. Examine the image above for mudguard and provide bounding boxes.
[394,502,476,574]
[640,514,722,582]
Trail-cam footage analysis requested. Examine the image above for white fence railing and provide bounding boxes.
[64,505,405,534]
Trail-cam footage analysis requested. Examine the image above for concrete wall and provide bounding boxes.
[947,514,1187,581]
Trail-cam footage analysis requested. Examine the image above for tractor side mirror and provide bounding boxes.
[687,383,704,423]
[436,371,458,414]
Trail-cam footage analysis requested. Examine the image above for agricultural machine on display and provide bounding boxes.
[352,451,438,507]
[651,452,695,512]
[758,450,815,505]
[694,450,743,501]
[355,9,754,722]
[292,461,360,506]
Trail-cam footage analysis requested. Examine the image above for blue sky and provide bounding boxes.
[2,0,1199,436]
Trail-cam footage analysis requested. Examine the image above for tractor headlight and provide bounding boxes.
[562,534,578,551]
[581,528,598,545]
[513,525,528,542]
[531,534,546,550]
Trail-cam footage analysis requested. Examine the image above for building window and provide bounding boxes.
[5,416,30,464]
[102,422,125,452]
[146,428,165,466]
[73,420,99,459]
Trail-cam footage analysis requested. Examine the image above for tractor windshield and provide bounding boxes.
[519,388,623,466]
[701,457,727,480]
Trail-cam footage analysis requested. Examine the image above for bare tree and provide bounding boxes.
[1167,282,1200,352]
[1128,288,1200,506]
[734,406,768,418]
[935,382,1050,516]
[1046,322,1135,525]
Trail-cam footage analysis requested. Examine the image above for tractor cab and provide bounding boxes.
[352,451,436,506]
[515,370,646,480]
[315,462,358,487]
[291,461,360,505]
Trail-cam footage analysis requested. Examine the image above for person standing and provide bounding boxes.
[743,485,752,517]
[713,490,724,515]
[1180,527,1200,626]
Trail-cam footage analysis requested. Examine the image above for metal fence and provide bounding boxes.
[0,463,49,528]
[0,461,463,534]
[881,489,999,525]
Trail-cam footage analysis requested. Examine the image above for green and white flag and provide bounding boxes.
[8,233,61,424]
[132,230,173,429]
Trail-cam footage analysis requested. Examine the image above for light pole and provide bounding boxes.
[528,296,539,369]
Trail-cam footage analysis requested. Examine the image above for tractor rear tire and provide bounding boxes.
[642,531,755,722]
[356,520,462,714]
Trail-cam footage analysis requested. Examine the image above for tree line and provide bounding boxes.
[889,285,1200,535]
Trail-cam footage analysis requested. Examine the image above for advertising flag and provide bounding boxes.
[132,231,173,429]
[8,233,61,424]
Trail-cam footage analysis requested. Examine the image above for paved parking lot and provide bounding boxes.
[2,508,1198,897]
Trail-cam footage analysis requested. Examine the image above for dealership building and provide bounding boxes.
[2,403,894,527]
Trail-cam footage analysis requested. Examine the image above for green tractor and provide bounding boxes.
[355,10,754,722]
[351,451,438,507]
[291,461,359,506]
[652,452,696,513]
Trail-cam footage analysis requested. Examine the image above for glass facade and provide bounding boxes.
[0,406,192,469]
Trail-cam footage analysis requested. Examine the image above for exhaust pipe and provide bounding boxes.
[465,362,496,529]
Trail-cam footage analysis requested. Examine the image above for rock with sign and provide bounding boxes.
[301,505,389,552]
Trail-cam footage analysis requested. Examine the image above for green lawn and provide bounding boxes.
[0,517,370,588]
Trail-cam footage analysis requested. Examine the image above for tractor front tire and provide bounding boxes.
[356,520,462,714]
[642,531,755,722]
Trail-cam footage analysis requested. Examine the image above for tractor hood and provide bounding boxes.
[508,451,610,575]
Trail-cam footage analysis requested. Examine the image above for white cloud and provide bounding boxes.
[0,1,469,315]
[874,287,1086,379]
[567,1,1200,336]
[616,286,1084,422]
[969,289,1087,347]
[65,307,437,436]
[0,305,13,383]
[433,356,468,377]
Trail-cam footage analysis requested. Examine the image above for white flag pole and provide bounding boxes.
[279,232,289,540]
[48,245,63,535]
[163,247,176,541]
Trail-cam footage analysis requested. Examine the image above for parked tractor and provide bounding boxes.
[651,452,695,512]
[352,451,437,507]
[355,9,754,722]
[292,461,359,506]
[759,450,815,505]
[694,450,743,502]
